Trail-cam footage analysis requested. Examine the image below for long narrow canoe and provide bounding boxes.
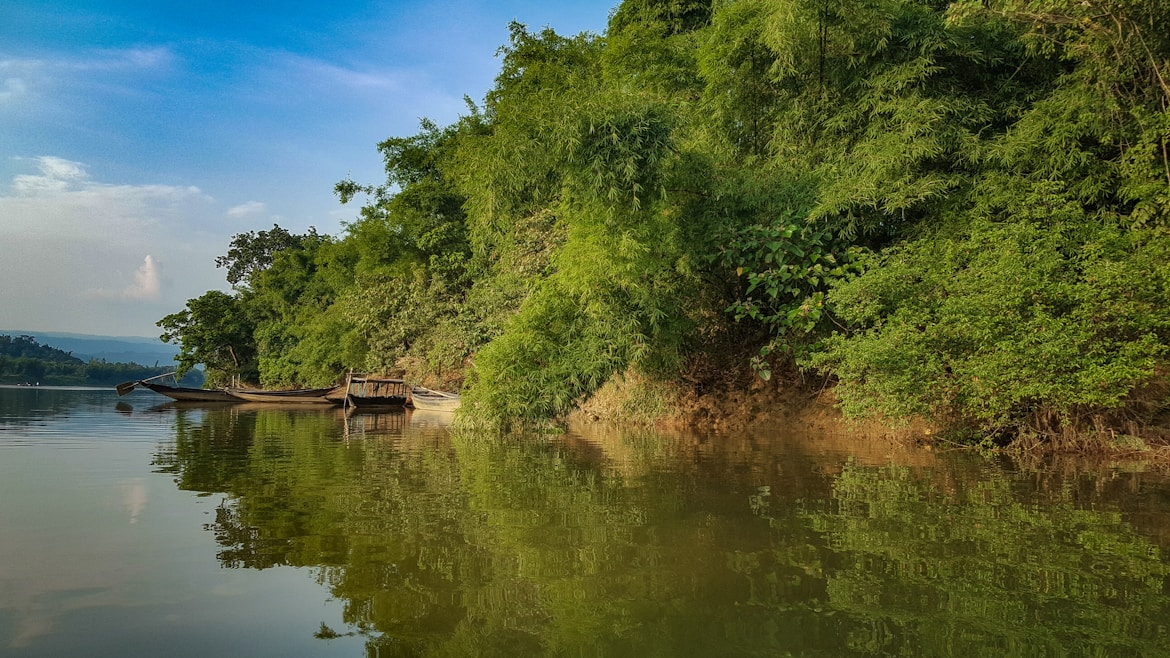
[141,381,239,402]
[409,387,461,412]
[227,386,343,404]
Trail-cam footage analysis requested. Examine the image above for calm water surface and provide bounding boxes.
[2,386,1170,657]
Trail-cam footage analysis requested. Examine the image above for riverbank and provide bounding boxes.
[572,370,927,438]
[571,371,1170,461]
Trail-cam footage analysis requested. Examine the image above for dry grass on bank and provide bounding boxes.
[571,369,932,445]
[571,368,1170,464]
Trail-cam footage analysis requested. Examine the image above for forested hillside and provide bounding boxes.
[0,334,201,387]
[160,0,1170,445]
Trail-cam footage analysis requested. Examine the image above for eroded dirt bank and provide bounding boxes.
[572,372,931,444]
[570,372,1170,462]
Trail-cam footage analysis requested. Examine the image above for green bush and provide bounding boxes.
[463,277,648,430]
[808,217,1170,436]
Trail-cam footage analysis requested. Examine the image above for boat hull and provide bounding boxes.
[347,395,408,407]
[142,382,239,402]
[227,386,343,404]
[409,388,461,412]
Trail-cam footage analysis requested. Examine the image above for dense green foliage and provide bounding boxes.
[803,0,1170,439]
[0,334,201,386]
[159,0,1170,442]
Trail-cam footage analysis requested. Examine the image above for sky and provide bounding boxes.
[0,0,617,338]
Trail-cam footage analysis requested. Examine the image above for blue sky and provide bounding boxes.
[0,1,616,337]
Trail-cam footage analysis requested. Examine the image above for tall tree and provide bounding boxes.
[158,290,258,384]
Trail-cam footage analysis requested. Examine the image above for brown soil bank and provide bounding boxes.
[574,372,927,441]
[571,372,1170,459]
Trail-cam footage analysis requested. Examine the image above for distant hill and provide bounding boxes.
[0,330,179,368]
[0,333,201,387]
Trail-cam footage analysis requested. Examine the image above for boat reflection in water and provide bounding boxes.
[155,402,1170,658]
[4,387,1170,657]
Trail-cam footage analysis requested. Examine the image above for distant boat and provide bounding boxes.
[140,381,239,402]
[409,387,461,412]
[227,386,344,404]
[343,376,410,408]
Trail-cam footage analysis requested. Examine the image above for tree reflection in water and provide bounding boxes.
[153,408,1170,656]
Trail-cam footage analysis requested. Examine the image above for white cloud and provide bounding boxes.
[0,77,27,103]
[4,156,209,238]
[71,47,174,72]
[0,47,174,115]
[11,156,87,195]
[125,254,162,300]
[83,254,161,301]
[36,155,87,181]
[0,157,227,336]
[0,57,45,92]
[0,47,173,77]
[120,478,148,525]
[295,56,404,91]
[239,49,418,110]
[227,201,266,218]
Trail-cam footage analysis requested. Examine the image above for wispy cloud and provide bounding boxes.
[4,156,207,237]
[34,155,85,180]
[0,47,175,112]
[245,49,414,103]
[291,55,405,91]
[70,47,174,72]
[0,47,175,76]
[227,201,266,218]
[11,156,87,194]
[0,157,226,335]
[0,76,27,103]
[0,58,45,107]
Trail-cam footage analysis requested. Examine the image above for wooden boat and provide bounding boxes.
[140,381,239,402]
[343,376,410,407]
[227,386,343,404]
[409,387,461,412]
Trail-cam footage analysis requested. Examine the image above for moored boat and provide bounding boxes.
[227,386,344,404]
[409,387,461,412]
[344,376,410,407]
[140,381,239,402]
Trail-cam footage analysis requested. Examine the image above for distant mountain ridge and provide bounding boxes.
[0,330,179,368]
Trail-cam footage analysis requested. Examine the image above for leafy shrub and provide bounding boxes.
[463,277,645,430]
[718,211,862,378]
[808,217,1170,437]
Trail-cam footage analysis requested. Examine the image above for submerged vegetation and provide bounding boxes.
[159,0,1170,446]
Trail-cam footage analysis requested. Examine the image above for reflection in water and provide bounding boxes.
[804,461,1170,655]
[149,406,1170,657]
[119,478,148,524]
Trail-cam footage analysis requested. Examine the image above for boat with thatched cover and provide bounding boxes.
[342,375,410,407]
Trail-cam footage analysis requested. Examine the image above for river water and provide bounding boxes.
[2,386,1170,657]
